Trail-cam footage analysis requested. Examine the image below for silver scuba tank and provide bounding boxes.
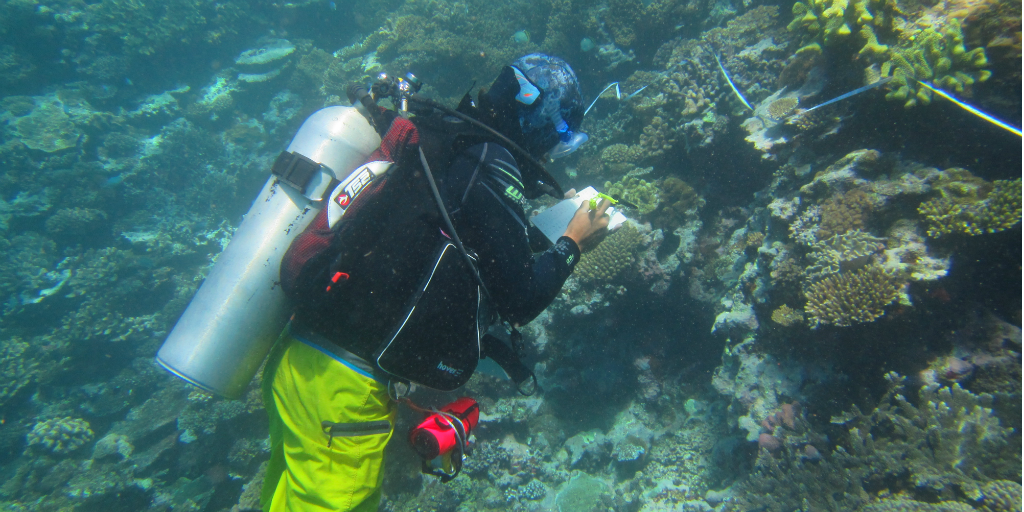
[156,106,382,399]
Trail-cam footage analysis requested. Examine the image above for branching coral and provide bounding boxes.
[883,19,991,107]
[574,222,644,283]
[805,264,901,327]
[605,176,660,216]
[771,305,805,326]
[787,0,897,51]
[652,177,703,230]
[28,417,94,454]
[977,480,1022,512]
[727,373,1018,511]
[918,178,1022,237]
[637,116,674,159]
[838,373,1017,500]
[0,337,37,407]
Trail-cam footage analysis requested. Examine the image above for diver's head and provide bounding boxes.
[482,53,588,160]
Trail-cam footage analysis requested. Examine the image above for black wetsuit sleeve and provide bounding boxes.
[446,143,580,325]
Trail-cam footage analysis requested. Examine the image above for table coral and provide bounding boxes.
[883,19,991,108]
[804,263,901,327]
[14,96,80,153]
[574,222,644,284]
[27,417,94,454]
[805,229,886,282]
[918,178,1022,237]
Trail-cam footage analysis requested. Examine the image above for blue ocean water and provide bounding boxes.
[0,1,1019,511]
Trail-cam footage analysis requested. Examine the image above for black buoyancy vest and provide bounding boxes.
[290,113,503,368]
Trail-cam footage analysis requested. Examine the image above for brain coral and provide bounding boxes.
[574,222,644,283]
[28,417,94,454]
[805,264,902,327]
[918,178,1022,237]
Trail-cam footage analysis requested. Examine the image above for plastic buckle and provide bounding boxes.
[271,151,322,192]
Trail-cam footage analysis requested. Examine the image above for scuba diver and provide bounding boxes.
[258,53,610,511]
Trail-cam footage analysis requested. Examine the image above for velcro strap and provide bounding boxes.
[271,151,323,192]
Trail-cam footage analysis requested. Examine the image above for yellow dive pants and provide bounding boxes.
[261,329,396,512]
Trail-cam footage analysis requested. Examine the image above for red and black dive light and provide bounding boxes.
[408,397,479,482]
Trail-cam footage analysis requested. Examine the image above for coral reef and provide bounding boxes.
[765,97,799,119]
[13,95,80,153]
[817,188,874,238]
[787,0,898,52]
[770,305,804,326]
[805,229,886,282]
[0,337,37,408]
[27,417,94,454]
[727,373,1018,511]
[918,178,1022,237]
[606,177,660,216]
[883,20,991,107]
[574,222,645,283]
[804,264,902,327]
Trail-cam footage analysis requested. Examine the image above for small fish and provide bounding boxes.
[713,53,753,112]
[328,1,336,9]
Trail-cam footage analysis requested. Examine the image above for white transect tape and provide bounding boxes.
[530,186,627,245]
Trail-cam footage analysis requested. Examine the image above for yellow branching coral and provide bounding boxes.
[805,264,902,327]
[882,19,990,108]
[918,178,1022,237]
[771,305,805,326]
[788,0,897,49]
[606,176,660,216]
[575,222,644,283]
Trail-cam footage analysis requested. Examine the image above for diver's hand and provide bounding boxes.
[563,199,611,247]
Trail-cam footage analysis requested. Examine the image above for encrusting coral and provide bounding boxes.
[574,222,644,283]
[918,178,1022,237]
[805,263,901,327]
[882,19,991,108]
[817,188,874,238]
[27,417,95,454]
